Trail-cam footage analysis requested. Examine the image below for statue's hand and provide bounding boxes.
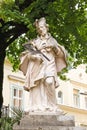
[30,54,43,63]
[52,46,61,55]
[36,54,43,63]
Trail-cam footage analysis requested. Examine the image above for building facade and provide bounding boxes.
[3,59,87,128]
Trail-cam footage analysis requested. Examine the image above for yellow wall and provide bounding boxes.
[3,59,25,106]
[59,104,87,129]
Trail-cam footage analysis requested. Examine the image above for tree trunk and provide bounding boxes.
[0,51,6,118]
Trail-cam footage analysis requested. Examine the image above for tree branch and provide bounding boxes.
[0,22,28,54]
[6,25,28,47]
[0,19,5,25]
[15,0,34,11]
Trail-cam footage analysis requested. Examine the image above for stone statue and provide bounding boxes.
[19,17,67,113]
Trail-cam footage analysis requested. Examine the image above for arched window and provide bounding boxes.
[58,91,63,104]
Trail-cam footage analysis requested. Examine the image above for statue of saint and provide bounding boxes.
[19,17,67,113]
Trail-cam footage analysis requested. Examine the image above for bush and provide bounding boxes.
[0,108,23,130]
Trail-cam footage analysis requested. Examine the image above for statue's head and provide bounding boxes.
[34,17,49,36]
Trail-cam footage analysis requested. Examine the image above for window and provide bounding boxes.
[73,89,80,107]
[10,84,24,110]
[58,91,63,104]
[85,97,87,109]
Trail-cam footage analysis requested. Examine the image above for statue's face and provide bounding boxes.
[38,25,47,36]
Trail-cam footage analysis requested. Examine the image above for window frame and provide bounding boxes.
[58,91,63,104]
[73,89,80,108]
[10,84,24,110]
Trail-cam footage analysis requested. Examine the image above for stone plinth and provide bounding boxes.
[13,112,86,130]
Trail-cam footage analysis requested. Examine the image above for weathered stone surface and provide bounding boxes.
[13,113,86,130]
[13,126,86,130]
[19,114,75,126]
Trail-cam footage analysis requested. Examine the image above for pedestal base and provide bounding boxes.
[13,112,85,130]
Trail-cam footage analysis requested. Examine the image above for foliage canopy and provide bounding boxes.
[0,0,87,70]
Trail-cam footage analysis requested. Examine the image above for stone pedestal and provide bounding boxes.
[13,112,86,130]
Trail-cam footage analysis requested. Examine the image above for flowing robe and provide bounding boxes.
[19,35,67,112]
